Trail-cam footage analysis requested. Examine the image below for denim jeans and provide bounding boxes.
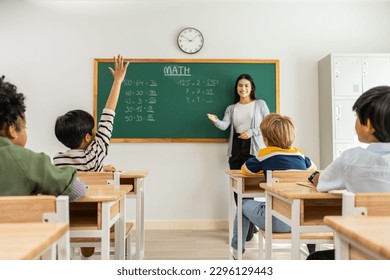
[231,200,291,251]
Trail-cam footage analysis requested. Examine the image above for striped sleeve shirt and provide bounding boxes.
[241,146,316,175]
[53,108,115,171]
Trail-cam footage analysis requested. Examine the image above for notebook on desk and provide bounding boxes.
[297,181,316,188]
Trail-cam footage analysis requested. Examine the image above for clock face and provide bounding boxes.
[177,28,204,54]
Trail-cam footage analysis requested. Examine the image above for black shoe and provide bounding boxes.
[306,244,316,254]
[306,249,335,260]
[246,232,254,241]
[246,223,257,241]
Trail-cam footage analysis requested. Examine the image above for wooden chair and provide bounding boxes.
[0,195,70,259]
[75,171,134,259]
[342,192,390,216]
[335,191,390,259]
[256,169,334,259]
[266,169,315,184]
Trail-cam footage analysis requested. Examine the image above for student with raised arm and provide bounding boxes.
[207,73,270,241]
[53,54,129,258]
[307,86,390,260]
[0,75,86,201]
[53,54,129,172]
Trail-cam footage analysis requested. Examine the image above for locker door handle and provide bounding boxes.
[335,105,341,121]
[335,62,340,78]
[363,62,367,78]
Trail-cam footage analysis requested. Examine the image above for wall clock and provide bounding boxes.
[177,27,204,54]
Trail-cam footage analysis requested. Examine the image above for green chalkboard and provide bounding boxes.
[94,59,279,142]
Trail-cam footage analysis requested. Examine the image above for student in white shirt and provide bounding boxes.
[307,85,390,260]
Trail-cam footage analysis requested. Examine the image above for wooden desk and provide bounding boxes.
[225,170,265,260]
[119,171,148,260]
[69,184,132,260]
[0,223,69,260]
[324,216,390,260]
[260,182,342,259]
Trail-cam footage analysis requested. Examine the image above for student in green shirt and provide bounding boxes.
[0,75,86,201]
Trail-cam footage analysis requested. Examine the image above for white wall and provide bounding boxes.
[1,0,390,226]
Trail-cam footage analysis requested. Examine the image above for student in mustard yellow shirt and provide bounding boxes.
[232,113,316,258]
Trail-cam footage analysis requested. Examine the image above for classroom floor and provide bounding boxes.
[71,229,331,260]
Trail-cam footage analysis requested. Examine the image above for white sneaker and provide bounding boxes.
[230,247,238,260]
[126,242,137,259]
[130,243,136,259]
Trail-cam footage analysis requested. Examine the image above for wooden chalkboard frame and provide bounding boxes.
[94,58,279,143]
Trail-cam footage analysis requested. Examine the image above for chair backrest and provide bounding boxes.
[342,192,390,216]
[0,195,69,223]
[77,171,119,185]
[266,170,315,183]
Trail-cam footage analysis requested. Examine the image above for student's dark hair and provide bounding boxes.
[55,109,94,149]
[353,85,390,142]
[234,74,257,103]
[0,75,26,131]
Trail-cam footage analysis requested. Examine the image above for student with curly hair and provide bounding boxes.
[0,75,86,201]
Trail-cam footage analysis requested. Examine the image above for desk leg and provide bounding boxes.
[334,234,348,260]
[228,177,234,259]
[237,180,243,260]
[265,192,272,259]
[101,203,110,260]
[57,230,70,260]
[291,199,300,260]
[41,243,56,260]
[135,178,145,260]
[115,196,126,260]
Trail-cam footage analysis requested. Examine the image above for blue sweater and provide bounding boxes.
[241,146,316,175]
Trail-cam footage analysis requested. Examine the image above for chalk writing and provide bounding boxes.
[164,65,191,76]
[121,69,220,123]
[123,79,158,122]
[177,77,219,104]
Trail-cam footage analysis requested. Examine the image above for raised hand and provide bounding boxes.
[109,54,129,82]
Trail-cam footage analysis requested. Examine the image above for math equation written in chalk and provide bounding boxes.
[122,65,220,123]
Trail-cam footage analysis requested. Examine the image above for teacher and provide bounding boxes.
[207,73,270,241]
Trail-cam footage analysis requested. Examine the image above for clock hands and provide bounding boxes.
[190,34,200,41]
[181,34,201,42]
[178,28,203,54]
[180,35,191,41]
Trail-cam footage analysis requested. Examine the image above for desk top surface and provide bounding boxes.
[75,184,133,202]
[225,170,264,178]
[259,182,342,199]
[120,170,148,178]
[324,216,390,259]
[0,223,68,260]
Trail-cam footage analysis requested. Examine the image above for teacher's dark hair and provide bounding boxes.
[234,74,256,103]
[0,75,26,131]
[353,85,390,142]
